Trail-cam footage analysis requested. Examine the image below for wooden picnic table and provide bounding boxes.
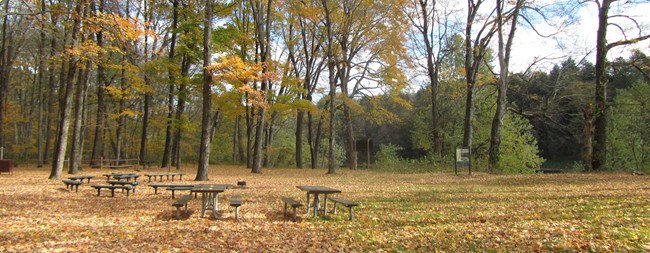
[296,185,341,218]
[148,184,195,195]
[190,184,233,219]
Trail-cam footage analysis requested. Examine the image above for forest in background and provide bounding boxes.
[0,0,648,178]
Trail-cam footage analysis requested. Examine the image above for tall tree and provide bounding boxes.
[50,0,86,179]
[90,0,106,167]
[401,0,458,157]
[285,0,326,169]
[197,0,214,181]
[590,0,650,171]
[36,0,49,167]
[162,0,180,168]
[250,0,273,174]
[462,0,496,150]
[487,0,524,172]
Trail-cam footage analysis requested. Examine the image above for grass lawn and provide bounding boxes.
[0,165,648,252]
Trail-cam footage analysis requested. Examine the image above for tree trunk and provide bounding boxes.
[0,0,11,151]
[251,0,273,174]
[139,0,152,165]
[172,54,190,167]
[90,0,105,167]
[115,58,127,162]
[246,102,254,168]
[582,103,594,171]
[162,0,180,168]
[488,0,522,172]
[321,0,336,174]
[296,110,304,168]
[36,0,47,167]
[69,60,90,174]
[591,0,611,171]
[307,111,324,169]
[43,33,59,165]
[50,0,85,179]
[196,0,213,181]
[343,105,356,170]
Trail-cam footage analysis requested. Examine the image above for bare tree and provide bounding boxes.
[487,0,524,172]
[589,0,650,170]
[462,0,496,150]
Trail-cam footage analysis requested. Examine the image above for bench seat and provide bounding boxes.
[68,175,95,183]
[106,181,139,192]
[166,186,194,199]
[91,185,134,197]
[328,197,359,221]
[62,179,84,192]
[172,195,194,219]
[148,184,195,194]
[230,195,242,220]
[281,197,303,221]
[144,173,185,182]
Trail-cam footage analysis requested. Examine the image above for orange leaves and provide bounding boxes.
[208,55,264,85]
[1,167,649,252]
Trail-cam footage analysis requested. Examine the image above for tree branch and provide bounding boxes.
[607,34,650,50]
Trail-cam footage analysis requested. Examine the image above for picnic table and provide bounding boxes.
[190,184,233,219]
[143,173,184,182]
[296,185,341,218]
[68,175,95,183]
[148,184,194,195]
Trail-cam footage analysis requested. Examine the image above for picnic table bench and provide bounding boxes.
[144,173,185,182]
[166,186,194,199]
[68,175,95,183]
[172,195,193,219]
[328,197,359,221]
[62,179,83,192]
[91,185,135,197]
[230,195,242,220]
[102,173,139,182]
[107,181,140,192]
[281,197,303,221]
[149,184,195,194]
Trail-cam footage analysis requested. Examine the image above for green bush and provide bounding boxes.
[608,82,650,172]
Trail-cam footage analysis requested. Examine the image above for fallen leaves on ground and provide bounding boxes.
[0,165,648,252]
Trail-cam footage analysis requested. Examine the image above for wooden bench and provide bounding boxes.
[90,185,134,197]
[62,179,84,192]
[68,175,95,183]
[102,173,138,181]
[113,174,139,182]
[148,184,194,194]
[166,186,194,199]
[144,173,184,182]
[230,195,242,220]
[172,195,193,219]
[107,181,139,192]
[281,197,303,221]
[328,197,359,221]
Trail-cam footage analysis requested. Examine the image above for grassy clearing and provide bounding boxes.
[0,165,648,252]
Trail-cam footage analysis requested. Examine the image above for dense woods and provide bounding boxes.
[0,0,648,178]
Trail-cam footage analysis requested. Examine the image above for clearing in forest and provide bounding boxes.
[0,165,648,252]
